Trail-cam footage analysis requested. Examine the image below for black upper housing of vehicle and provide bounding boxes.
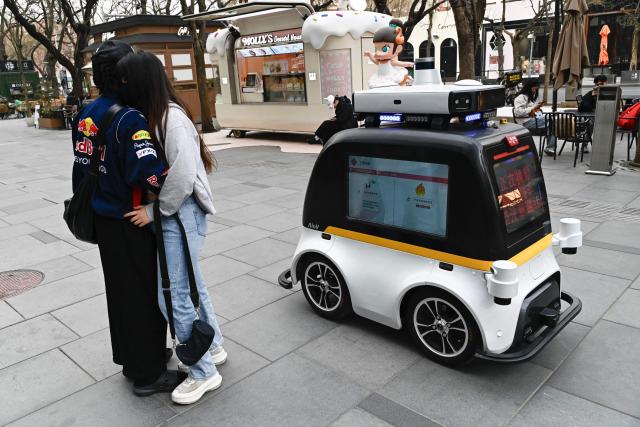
[302,123,552,265]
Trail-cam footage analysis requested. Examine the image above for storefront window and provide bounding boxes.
[587,13,633,67]
[174,69,193,81]
[235,29,306,103]
[171,53,192,67]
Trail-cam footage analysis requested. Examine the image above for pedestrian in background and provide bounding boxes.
[119,52,227,406]
[308,95,357,145]
[579,74,607,113]
[71,41,184,396]
[513,79,557,156]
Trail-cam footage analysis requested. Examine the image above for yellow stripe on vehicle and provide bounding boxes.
[509,233,553,266]
[324,226,552,271]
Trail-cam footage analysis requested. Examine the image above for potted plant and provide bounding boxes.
[38,107,65,129]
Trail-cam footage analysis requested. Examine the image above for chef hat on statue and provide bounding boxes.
[325,95,336,105]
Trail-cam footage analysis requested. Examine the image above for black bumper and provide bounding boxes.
[475,291,582,363]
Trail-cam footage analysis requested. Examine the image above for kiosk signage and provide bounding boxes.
[240,30,302,47]
[586,85,622,176]
[319,49,352,102]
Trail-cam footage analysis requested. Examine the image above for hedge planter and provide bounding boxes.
[39,117,65,129]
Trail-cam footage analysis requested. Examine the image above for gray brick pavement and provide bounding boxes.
[1,118,640,426]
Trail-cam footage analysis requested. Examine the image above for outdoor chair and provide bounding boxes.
[542,112,591,167]
[512,108,546,160]
[617,116,638,161]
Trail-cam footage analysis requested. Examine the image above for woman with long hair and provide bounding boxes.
[513,79,556,155]
[118,51,226,405]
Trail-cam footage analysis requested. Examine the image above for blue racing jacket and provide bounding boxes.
[72,93,166,219]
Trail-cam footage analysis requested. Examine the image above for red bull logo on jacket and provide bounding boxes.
[78,117,99,137]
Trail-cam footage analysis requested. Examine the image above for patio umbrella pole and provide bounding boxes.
[552,0,561,111]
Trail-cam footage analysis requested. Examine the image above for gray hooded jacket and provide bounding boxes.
[145,102,215,220]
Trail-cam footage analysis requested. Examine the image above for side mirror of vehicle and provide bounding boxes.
[552,218,582,255]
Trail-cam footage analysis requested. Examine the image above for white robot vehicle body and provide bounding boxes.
[279,59,582,365]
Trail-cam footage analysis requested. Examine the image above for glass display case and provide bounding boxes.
[263,73,306,103]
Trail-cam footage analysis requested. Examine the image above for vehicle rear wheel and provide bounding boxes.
[300,255,352,320]
[404,288,479,366]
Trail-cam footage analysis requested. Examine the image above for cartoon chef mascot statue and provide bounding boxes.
[364,19,414,88]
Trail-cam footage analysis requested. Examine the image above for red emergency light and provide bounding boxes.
[505,135,519,148]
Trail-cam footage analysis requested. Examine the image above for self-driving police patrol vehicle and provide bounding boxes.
[279,58,583,365]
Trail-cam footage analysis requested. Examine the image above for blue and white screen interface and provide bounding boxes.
[348,156,449,237]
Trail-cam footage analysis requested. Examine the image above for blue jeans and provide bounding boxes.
[523,116,557,149]
[157,196,224,380]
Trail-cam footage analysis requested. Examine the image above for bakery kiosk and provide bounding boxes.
[186,0,391,134]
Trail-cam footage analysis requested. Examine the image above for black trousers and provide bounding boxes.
[95,214,167,384]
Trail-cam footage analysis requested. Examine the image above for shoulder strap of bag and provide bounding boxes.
[89,103,123,176]
[154,201,200,344]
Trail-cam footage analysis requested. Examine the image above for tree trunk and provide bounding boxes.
[496,0,506,79]
[193,23,214,132]
[451,0,486,80]
[631,21,640,71]
[16,41,31,117]
[72,27,89,99]
[512,34,525,71]
[497,34,504,78]
[451,10,475,79]
[426,8,434,58]
[48,58,60,98]
[42,52,60,98]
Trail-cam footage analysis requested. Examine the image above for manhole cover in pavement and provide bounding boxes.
[0,270,44,299]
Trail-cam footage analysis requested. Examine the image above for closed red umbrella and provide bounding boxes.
[598,24,611,65]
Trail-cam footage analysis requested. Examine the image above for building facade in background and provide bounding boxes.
[86,15,222,121]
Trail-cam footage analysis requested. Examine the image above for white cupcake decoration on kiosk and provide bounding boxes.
[206,27,231,57]
[301,10,390,50]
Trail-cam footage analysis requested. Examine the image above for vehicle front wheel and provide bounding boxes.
[300,255,352,320]
[404,288,480,366]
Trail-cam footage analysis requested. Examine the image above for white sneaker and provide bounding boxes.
[171,373,222,405]
[211,346,228,365]
[177,346,227,373]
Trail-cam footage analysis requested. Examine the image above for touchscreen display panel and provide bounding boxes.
[493,149,546,233]
[348,156,449,237]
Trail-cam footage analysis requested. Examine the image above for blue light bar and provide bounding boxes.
[464,112,482,122]
[379,113,403,123]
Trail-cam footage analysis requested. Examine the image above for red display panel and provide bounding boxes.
[492,149,546,233]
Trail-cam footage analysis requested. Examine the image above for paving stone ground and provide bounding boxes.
[1,118,640,427]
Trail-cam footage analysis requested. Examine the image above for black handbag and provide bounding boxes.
[63,104,123,244]
[155,201,215,366]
